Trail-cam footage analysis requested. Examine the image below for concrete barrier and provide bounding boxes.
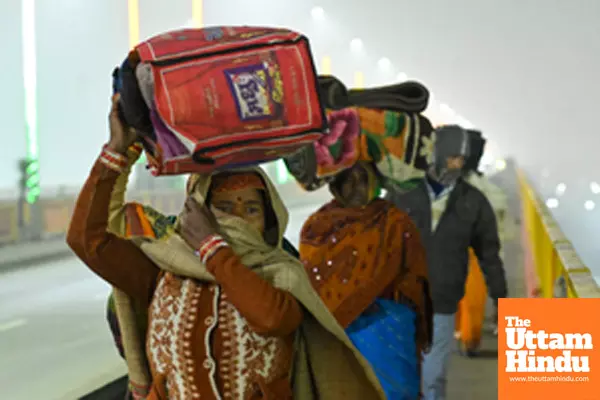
[62,364,127,400]
[0,236,73,272]
[78,376,127,400]
[0,204,18,245]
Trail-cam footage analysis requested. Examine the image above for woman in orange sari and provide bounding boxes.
[299,162,433,400]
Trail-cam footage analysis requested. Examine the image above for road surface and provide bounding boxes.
[0,204,321,400]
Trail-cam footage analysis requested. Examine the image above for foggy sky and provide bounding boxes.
[1,0,597,266]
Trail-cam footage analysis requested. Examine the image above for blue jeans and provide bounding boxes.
[421,313,456,400]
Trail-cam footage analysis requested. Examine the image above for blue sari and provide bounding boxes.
[346,298,419,400]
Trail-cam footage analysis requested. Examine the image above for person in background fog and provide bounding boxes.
[385,124,507,400]
[67,95,385,399]
[454,130,509,353]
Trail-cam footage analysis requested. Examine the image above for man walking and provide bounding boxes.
[386,124,507,400]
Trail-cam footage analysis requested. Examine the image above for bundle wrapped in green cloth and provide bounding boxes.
[285,75,434,191]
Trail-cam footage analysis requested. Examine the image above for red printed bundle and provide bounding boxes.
[113,26,327,175]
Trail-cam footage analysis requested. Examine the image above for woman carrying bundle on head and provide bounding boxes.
[299,161,434,400]
[67,95,386,400]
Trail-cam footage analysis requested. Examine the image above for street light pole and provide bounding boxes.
[21,0,42,240]
[192,0,203,28]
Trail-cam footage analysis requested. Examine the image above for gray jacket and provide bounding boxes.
[386,178,507,314]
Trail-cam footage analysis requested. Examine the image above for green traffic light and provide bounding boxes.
[26,187,40,204]
[22,158,40,203]
[26,174,39,188]
[25,159,39,174]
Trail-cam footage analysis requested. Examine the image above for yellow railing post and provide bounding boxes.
[518,169,600,298]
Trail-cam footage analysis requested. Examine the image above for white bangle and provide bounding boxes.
[197,235,228,264]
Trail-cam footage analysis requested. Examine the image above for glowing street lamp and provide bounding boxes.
[311,6,325,20]
[350,38,363,53]
[377,57,391,70]
[495,159,507,171]
[546,198,559,209]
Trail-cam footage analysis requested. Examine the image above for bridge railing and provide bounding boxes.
[0,204,19,244]
[0,191,185,246]
[519,171,600,298]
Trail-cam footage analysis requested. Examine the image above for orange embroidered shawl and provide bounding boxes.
[299,199,433,354]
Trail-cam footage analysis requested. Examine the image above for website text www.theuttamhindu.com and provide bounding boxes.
[508,376,590,383]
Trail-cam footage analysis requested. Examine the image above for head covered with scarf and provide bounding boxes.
[429,124,471,185]
[110,166,386,400]
[184,169,280,245]
[328,161,382,207]
[464,129,486,175]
